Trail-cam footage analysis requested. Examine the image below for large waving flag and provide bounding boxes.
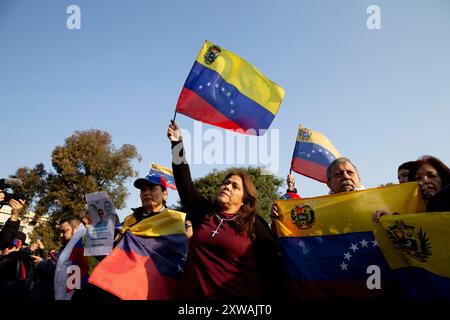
[88,210,188,300]
[176,40,285,135]
[290,125,341,183]
[149,163,176,190]
[274,182,425,300]
[373,212,450,299]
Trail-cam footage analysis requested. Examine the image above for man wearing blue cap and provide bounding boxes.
[123,173,169,224]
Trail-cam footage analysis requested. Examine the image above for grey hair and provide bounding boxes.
[326,157,359,182]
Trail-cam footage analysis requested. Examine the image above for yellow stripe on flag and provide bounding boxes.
[121,209,186,237]
[297,125,341,157]
[373,212,450,279]
[275,182,425,237]
[151,163,174,176]
[195,40,285,115]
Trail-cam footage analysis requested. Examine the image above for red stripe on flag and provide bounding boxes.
[89,247,149,300]
[176,87,242,131]
[88,246,181,300]
[291,157,328,183]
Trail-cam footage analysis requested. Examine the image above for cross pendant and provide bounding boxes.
[211,229,219,237]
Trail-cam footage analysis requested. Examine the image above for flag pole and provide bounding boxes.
[172,110,177,123]
[289,124,301,177]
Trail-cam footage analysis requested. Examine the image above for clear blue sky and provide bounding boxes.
[1,0,449,220]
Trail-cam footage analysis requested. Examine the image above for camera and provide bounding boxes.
[0,178,26,209]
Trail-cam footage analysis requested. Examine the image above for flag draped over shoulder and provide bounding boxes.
[54,224,102,300]
[373,212,450,299]
[150,163,176,190]
[290,125,341,183]
[274,182,425,299]
[54,224,87,300]
[88,210,188,300]
[176,40,285,135]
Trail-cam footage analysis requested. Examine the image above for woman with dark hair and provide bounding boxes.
[408,156,450,212]
[373,156,450,222]
[397,161,415,183]
[167,121,284,301]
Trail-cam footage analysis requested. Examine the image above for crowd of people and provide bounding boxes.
[0,121,449,301]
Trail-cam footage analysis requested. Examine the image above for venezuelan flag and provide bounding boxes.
[176,40,285,135]
[150,163,176,190]
[274,182,425,300]
[55,224,87,300]
[374,212,450,299]
[290,125,341,183]
[66,236,90,293]
[88,210,188,300]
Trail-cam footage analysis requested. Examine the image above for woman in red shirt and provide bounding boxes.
[168,121,285,301]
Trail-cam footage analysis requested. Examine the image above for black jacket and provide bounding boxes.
[0,218,20,251]
[0,250,32,300]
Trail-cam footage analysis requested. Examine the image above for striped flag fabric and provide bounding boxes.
[176,40,285,135]
[274,182,425,299]
[290,125,341,183]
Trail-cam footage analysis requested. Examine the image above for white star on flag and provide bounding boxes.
[215,83,219,88]
[350,243,359,252]
[198,85,203,89]
[340,262,348,271]
[230,109,234,114]
[372,240,378,247]
[226,92,231,97]
[206,82,211,86]
[298,240,309,254]
[360,239,368,247]
[319,149,322,152]
[344,252,352,260]
[312,150,316,153]
[221,87,225,92]
[230,101,234,105]
[307,154,310,157]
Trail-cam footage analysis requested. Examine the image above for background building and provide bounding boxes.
[0,205,49,244]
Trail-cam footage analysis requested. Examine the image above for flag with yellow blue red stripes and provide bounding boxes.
[176,40,285,135]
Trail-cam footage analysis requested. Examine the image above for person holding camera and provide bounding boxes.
[0,188,26,252]
[0,191,29,300]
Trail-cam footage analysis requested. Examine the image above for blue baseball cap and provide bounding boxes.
[134,174,168,191]
[13,231,28,247]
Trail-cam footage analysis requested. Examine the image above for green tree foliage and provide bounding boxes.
[11,129,141,249]
[29,221,62,251]
[47,129,141,218]
[15,163,49,217]
[378,182,395,187]
[174,167,283,222]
